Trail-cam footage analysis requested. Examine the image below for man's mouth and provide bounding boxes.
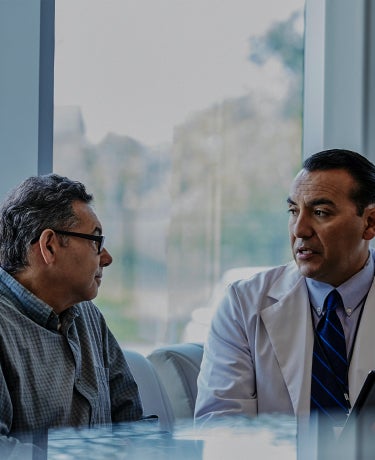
[295,246,318,259]
[298,248,313,255]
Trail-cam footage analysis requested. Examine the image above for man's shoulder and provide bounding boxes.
[231,261,301,291]
[224,261,303,313]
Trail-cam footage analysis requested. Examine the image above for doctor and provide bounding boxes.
[195,149,375,426]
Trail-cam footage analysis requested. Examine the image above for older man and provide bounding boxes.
[0,174,143,456]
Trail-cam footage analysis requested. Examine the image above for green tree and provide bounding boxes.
[249,10,304,119]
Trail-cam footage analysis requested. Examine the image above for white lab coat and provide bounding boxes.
[195,260,375,422]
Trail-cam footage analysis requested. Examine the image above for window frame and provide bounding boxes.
[0,0,54,200]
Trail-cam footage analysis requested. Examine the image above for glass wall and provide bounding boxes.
[53,0,305,351]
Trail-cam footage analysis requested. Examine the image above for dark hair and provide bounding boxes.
[0,174,93,274]
[303,149,375,215]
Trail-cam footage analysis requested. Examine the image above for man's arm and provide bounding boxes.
[105,329,144,423]
[194,284,258,424]
[0,366,43,459]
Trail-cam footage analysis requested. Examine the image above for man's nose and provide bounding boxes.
[100,247,113,267]
[291,212,314,239]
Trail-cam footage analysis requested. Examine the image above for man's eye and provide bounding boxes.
[287,208,298,215]
[314,209,328,216]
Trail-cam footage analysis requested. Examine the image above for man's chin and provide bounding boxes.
[296,262,320,280]
[85,287,99,302]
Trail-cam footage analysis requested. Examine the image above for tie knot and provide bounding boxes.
[325,289,342,312]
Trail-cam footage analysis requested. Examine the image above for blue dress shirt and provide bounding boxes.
[306,251,374,358]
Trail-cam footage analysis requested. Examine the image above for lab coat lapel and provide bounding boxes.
[261,274,314,415]
[348,278,375,406]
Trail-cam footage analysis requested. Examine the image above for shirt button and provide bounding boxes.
[317,308,322,315]
[346,308,352,315]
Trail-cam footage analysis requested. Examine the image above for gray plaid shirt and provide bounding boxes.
[0,267,143,448]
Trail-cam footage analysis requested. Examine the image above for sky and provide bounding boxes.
[54,0,304,146]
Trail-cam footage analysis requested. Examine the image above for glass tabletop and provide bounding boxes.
[47,415,297,460]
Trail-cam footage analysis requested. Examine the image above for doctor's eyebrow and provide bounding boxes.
[286,197,336,208]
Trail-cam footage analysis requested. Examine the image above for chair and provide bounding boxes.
[123,349,175,431]
[147,343,204,420]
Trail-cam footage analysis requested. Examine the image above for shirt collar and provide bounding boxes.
[0,267,79,330]
[305,250,374,317]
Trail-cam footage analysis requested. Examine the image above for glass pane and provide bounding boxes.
[54,0,305,351]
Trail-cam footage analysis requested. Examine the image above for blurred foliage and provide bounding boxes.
[249,11,304,75]
[54,7,304,344]
[249,10,304,119]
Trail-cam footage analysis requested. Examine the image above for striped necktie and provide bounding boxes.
[310,289,349,425]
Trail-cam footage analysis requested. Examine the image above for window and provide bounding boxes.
[54,0,305,351]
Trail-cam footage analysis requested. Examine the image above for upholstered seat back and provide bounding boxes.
[147,343,204,420]
[123,349,175,431]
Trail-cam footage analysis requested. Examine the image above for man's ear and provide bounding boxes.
[363,205,375,240]
[38,229,58,264]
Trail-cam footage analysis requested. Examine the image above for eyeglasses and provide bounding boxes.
[31,230,105,254]
[54,230,105,254]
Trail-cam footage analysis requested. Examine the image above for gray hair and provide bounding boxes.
[0,174,93,274]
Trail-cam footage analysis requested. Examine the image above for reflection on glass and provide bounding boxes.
[53,0,305,349]
[47,416,297,460]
